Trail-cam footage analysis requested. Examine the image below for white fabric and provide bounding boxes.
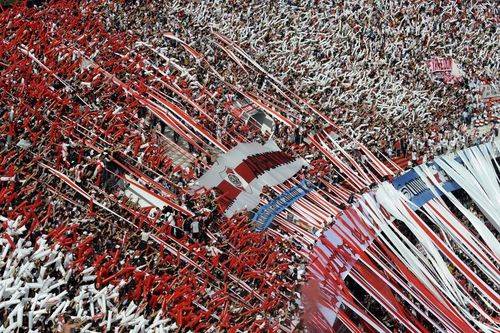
[416,164,500,261]
[435,144,500,230]
[225,157,307,217]
[194,140,281,189]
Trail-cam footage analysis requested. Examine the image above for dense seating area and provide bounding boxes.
[0,1,498,332]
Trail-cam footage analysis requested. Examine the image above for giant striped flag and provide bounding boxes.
[192,140,307,217]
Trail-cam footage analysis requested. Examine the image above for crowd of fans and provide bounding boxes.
[0,0,498,332]
[0,2,310,331]
[104,0,498,161]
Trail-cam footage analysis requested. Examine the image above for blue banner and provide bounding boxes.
[253,179,315,231]
[391,162,461,209]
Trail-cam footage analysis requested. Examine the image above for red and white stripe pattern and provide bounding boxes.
[304,141,500,332]
[193,140,307,216]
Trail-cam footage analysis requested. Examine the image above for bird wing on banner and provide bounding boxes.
[193,141,280,189]
[192,140,307,217]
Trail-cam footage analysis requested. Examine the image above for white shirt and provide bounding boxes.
[191,221,199,233]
